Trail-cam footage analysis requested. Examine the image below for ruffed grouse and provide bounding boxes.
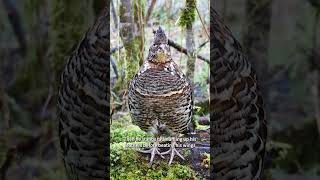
[211,8,267,179]
[128,27,193,165]
[57,8,109,180]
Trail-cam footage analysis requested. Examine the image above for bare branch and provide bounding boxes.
[195,5,210,40]
[145,0,157,23]
[198,40,209,49]
[168,39,209,64]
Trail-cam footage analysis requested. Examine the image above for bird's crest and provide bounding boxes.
[147,27,171,63]
[153,27,168,45]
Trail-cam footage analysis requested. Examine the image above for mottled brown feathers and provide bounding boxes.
[57,8,109,180]
[211,8,267,180]
[128,27,193,136]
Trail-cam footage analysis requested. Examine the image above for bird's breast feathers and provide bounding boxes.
[130,61,191,100]
[138,61,184,78]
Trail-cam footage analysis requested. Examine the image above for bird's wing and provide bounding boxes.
[210,7,267,179]
[57,7,109,179]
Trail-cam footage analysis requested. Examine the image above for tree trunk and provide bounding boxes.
[180,0,196,82]
[110,0,118,29]
[186,24,196,81]
[243,0,272,111]
[119,0,144,85]
[145,0,157,23]
[49,0,93,89]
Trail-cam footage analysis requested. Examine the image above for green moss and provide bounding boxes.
[197,125,209,130]
[180,149,192,159]
[125,56,140,83]
[110,142,137,167]
[110,143,198,180]
[167,164,196,180]
[110,115,199,179]
[111,121,126,130]
[111,124,150,143]
[125,37,142,83]
[178,0,196,27]
[111,113,152,143]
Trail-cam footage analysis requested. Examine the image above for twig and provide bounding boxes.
[145,0,157,23]
[195,40,209,55]
[195,5,210,40]
[198,40,209,49]
[168,39,209,63]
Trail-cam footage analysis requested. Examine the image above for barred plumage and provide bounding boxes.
[57,8,109,180]
[128,27,193,165]
[211,8,267,179]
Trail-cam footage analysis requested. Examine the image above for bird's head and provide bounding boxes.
[147,27,172,63]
